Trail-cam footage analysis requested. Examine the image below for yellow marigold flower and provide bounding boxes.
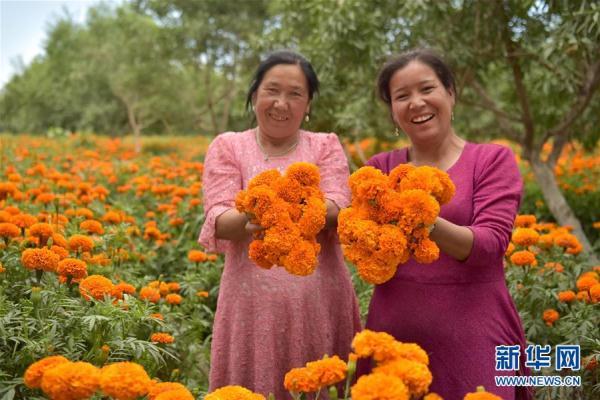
[40,361,100,400]
[100,362,151,400]
[352,330,399,363]
[196,291,209,298]
[151,333,175,344]
[306,355,347,387]
[509,250,537,266]
[28,222,54,244]
[543,309,559,326]
[139,286,161,303]
[79,275,114,301]
[374,358,432,397]
[23,355,70,389]
[463,386,503,399]
[351,373,410,400]
[57,258,88,280]
[188,250,207,263]
[68,234,95,253]
[80,219,105,235]
[505,242,515,257]
[0,222,20,239]
[21,248,60,272]
[514,214,536,228]
[205,385,266,400]
[283,367,320,393]
[165,293,182,305]
[511,228,540,247]
[558,290,576,303]
[148,382,192,399]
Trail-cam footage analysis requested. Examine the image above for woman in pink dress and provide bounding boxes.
[359,49,533,399]
[199,50,361,399]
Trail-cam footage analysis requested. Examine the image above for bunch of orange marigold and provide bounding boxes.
[24,356,195,400]
[235,162,326,276]
[338,164,455,284]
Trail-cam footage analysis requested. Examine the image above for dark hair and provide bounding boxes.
[377,49,456,105]
[245,50,320,112]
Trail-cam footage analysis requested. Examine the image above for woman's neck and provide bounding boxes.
[408,131,465,170]
[256,127,300,159]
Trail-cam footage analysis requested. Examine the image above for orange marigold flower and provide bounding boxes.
[590,283,600,303]
[423,393,444,400]
[10,213,37,229]
[553,233,581,252]
[463,386,503,399]
[576,275,599,291]
[100,362,151,400]
[167,282,181,292]
[509,250,537,266]
[35,192,55,205]
[21,248,60,271]
[28,222,54,244]
[352,330,399,363]
[139,286,161,303]
[113,282,136,299]
[40,361,100,400]
[151,333,175,344]
[0,222,20,239]
[51,245,69,260]
[79,275,114,301]
[348,166,388,201]
[68,234,95,253]
[351,373,410,400]
[514,214,536,228]
[147,382,190,400]
[204,386,266,400]
[283,367,320,393]
[23,355,70,388]
[150,313,164,320]
[576,291,591,303]
[285,162,320,187]
[282,240,319,276]
[196,291,209,298]
[57,258,88,280]
[207,254,218,261]
[306,355,347,387]
[52,233,68,248]
[412,237,440,264]
[511,228,540,247]
[392,342,429,366]
[543,309,559,326]
[558,290,576,303]
[154,389,195,400]
[387,164,415,191]
[80,219,105,235]
[544,262,564,273]
[165,293,182,305]
[373,358,432,397]
[102,211,123,224]
[399,166,455,206]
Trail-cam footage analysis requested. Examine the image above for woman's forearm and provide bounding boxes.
[215,209,249,241]
[325,199,340,229]
[429,217,474,261]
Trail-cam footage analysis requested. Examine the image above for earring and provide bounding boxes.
[451,111,455,121]
[394,126,400,136]
[305,114,310,122]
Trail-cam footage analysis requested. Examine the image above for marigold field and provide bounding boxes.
[0,134,599,399]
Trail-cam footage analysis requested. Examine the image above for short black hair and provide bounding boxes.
[245,50,320,112]
[377,49,456,105]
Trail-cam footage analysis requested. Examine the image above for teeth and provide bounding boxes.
[412,114,434,123]
[269,113,288,121]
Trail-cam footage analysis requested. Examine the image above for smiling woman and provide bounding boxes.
[198,50,361,399]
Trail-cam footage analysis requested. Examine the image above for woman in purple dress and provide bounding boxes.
[199,51,361,399]
[362,49,533,399]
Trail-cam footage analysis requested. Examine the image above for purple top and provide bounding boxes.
[362,142,533,400]
[199,129,361,399]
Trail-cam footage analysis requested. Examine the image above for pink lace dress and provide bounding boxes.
[199,128,361,399]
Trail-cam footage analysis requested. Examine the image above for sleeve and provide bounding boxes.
[318,133,351,209]
[365,154,383,169]
[198,134,242,253]
[463,145,523,266]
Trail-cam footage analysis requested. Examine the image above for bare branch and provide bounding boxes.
[542,58,600,142]
[546,134,569,168]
